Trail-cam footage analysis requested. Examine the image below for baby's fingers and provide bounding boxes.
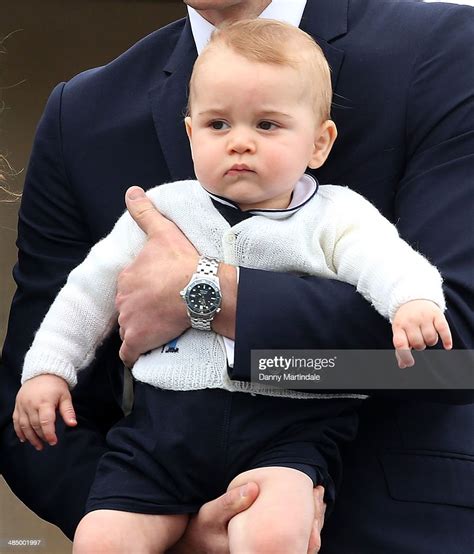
[59,392,77,429]
[406,326,426,351]
[395,348,415,369]
[38,404,58,446]
[435,314,452,350]
[16,411,44,451]
[393,329,414,368]
[12,408,26,444]
[421,321,439,347]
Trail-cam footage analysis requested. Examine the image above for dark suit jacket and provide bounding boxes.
[1,1,473,551]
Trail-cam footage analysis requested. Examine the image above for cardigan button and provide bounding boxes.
[226,234,236,244]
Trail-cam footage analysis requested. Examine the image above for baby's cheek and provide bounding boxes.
[262,150,289,174]
[194,154,217,183]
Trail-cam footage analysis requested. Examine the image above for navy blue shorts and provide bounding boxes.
[86,383,360,515]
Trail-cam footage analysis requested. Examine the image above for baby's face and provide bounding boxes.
[185,46,331,211]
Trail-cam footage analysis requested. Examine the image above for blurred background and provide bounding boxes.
[1,2,185,551]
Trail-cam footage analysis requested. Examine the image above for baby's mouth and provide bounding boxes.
[225,164,255,176]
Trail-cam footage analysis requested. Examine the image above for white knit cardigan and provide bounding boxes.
[22,178,445,400]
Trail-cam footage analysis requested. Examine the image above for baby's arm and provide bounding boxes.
[15,209,145,447]
[392,299,452,368]
[21,210,144,388]
[329,187,448,360]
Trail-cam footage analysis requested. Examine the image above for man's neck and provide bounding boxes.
[196,1,272,26]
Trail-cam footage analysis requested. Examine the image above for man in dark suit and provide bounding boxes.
[1,1,473,552]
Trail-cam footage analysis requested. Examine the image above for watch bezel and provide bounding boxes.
[182,277,222,318]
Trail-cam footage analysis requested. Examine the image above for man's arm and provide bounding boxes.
[1,84,93,382]
[0,83,124,537]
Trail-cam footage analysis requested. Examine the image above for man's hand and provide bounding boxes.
[168,483,326,554]
[392,299,452,368]
[169,482,259,554]
[117,187,238,367]
[13,374,77,450]
[308,485,327,553]
[117,186,199,367]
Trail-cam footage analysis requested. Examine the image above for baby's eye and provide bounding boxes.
[209,120,230,130]
[257,121,278,131]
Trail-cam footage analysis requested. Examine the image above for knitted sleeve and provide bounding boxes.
[21,211,146,388]
[327,187,445,322]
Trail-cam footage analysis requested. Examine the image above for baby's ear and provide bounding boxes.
[309,120,337,169]
[184,117,194,157]
[184,116,193,140]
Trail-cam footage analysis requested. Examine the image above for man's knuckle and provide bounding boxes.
[136,206,155,221]
[124,331,136,346]
[221,488,238,511]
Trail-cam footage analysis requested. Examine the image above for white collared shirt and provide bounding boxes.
[188,0,308,54]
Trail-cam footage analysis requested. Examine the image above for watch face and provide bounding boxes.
[186,281,222,315]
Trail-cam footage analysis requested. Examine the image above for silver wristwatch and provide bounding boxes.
[180,256,222,331]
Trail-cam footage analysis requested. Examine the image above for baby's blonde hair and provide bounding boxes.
[188,19,332,122]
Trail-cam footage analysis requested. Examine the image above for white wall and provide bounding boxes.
[424,0,474,5]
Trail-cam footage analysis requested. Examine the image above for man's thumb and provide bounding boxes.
[220,482,259,521]
[125,186,159,235]
[59,394,77,427]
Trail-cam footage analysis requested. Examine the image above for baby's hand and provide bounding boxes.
[13,374,77,451]
[392,300,452,368]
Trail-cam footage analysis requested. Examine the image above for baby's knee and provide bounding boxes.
[229,513,310,554]
[73,520,119,554]
[73,512,145,554]
[229,527,309,554]
[73,510,187,554]
[228,467,315,553]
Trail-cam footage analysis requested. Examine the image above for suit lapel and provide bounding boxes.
[149,18,196,181]
[300,0,348,90]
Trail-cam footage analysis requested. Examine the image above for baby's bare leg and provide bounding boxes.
[228,467,315,554]
[73,509,188,554]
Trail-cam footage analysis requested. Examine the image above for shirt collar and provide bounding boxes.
[205,173,318,220]
[188,0,308,55]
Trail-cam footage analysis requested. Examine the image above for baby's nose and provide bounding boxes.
[227,129,256,154]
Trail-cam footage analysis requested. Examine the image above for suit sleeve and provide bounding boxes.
[0,84,124,537]
[1,83,95,411]
[233,6,474,403]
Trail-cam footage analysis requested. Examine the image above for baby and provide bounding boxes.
[14,19,451,554]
